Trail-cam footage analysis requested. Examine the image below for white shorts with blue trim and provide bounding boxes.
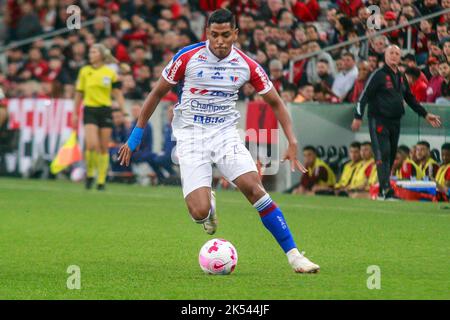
[173,126,257,198]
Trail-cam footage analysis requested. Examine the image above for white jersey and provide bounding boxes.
[162,40,273,131]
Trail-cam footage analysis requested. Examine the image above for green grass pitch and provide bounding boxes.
[0,177,449,299]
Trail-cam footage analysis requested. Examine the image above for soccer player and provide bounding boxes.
[347,141,377,199]
[292,146,336,195]
[392,145,423,180]
[334,141,362,196]
[118,9,319,273]
[416,141,440,180]
[436,143,450,196]
[72,44,125,190]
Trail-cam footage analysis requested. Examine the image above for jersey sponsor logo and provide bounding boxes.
[167,59,183,81]
[197,54,207,61]
[191,99,229,112]
[229,57,239,64]
[193,114,226,124]
[212,67,226,71]
[211,72,224,80]
[190,88,236,98]
[230,76,239,82]
[196,70,204,78]
[255,66,270,89]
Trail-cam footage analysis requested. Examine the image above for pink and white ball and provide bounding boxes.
[198,239,238,275]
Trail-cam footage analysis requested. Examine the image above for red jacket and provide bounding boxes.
[410,78,428,102]
[25,60,49,81]
[114,43,130,63]
[347,79,366,103]
[199,0,227,11]
[426,75,444,103]
[338,0,363,17]
[292,0,320,22]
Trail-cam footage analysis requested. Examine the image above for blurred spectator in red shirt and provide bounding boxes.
[230,0,260,18]
[291,0,320,22]
[402,53,429,85]
[131,46,151,79]
[405,67,428,102]
[199,0,229,12]
[23,47,49,82]
[425,56,444,103]
[337,0,363,18]
[347,61,370,103]
[105,35,131,63]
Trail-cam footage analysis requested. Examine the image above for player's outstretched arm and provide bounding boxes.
[118,77,174,166]
[261,87,307,173]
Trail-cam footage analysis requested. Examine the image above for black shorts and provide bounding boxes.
[83,106,113,128]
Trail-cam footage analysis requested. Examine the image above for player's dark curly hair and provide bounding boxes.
[208,9,236,28]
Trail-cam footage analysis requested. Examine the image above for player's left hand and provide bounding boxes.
[282,142,308,173]
[425,113,441,128]
[117,143,132,167]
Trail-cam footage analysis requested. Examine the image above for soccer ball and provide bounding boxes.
[198,238,238,275]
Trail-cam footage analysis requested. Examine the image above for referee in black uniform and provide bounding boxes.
[351,45,442,200]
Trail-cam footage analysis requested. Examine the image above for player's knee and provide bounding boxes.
[188,203,211,221]
[245,185,266,203]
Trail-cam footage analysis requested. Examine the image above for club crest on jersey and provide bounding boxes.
[196,70,203,78]
[230,75,239,82]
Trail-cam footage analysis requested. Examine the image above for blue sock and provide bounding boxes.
[253,194,297,253]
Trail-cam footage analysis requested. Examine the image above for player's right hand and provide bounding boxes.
[118,143,132,167]
[351,119,362,131]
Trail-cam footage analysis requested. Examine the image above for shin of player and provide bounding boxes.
[235,173,319,273]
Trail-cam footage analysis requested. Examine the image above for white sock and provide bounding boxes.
[286,248,301,262]
[252,193,271,210]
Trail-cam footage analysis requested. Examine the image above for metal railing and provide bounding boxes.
[0,16,111,53]
[289,7,450,82]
